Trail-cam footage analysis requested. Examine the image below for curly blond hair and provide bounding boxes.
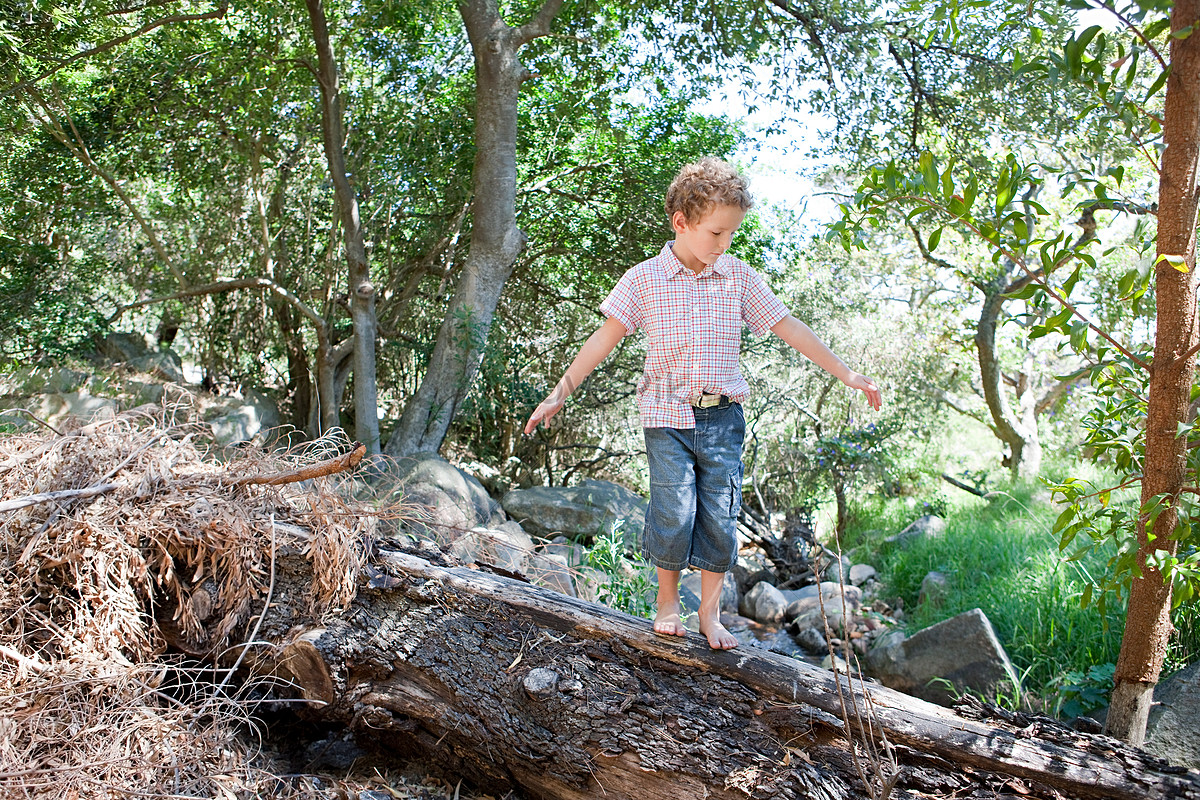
[664,157,753,223]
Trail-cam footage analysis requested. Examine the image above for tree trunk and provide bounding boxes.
[975,283,1041,480]
[165,546,1200,800]
[1108,0,1200,745]
[304,0,382,455]
[384,0,563,458]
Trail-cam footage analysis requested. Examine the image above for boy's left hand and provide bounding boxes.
[846,372,883,411]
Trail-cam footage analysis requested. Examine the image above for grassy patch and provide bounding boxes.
[842,483,1126,712]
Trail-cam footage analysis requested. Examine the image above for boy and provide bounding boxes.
[523,158,882,649]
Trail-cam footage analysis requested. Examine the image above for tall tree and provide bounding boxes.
[1108,0,1200,744]
[384,0,564,457]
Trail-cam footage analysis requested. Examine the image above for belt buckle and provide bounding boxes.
[696,393,720,409]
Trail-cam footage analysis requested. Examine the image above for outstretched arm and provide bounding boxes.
[770,314,882,411]
[524,316,628,433]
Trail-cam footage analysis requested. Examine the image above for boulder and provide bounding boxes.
[26,392,119,428]
[886,514,948,547]
[501,478,646,543]
[740,580,788,624]
[918,571,951,607]
[865,608,1020,708]
[129,349,185,384]
[205,391,281,446]
[525,552,576,597]
[390,453,500,542]
[0,365,89,396]
[1143,661,1200,768]
[784,582,863,621]
[98,331,150,363]
[447,524,535,575]
[849,563,877,586]
[680,570,739,615]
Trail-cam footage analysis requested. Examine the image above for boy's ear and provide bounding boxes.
[670,210,689,233]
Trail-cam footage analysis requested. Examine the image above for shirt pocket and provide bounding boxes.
[703,284,742,344]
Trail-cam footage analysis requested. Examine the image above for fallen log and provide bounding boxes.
[170,544,1200,800]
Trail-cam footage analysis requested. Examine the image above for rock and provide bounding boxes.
[918,571,950,607]
[1143,660,1200,768]
[794,626,828,655]
[448,525,534,574]
[679,570,739,615]
[391,453,499,542]
[864,608,1020,708]
[730,553,773,594]
[572,566,610,605]
[523,667,560,699]
[750,630,804,658]
[784,582,863,621]
[822,555,852,584]
[501,478,646,544]
[525,552,575,597]
[741,581,788,624]
[0,365,89,396]
[129,349,185,383]
[886,514,948,547]
[98,331,150,363]
[849,563,877,586]
[539,535,584,566]
[204,390,281,446]
[26,391,118,428]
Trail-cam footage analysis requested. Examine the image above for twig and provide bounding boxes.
[0,644,48,674]
[941,473,987,497]
[232,443,366,486]
[0,483,119,514]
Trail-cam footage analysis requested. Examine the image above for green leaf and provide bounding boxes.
[928,226,943,252]
[919,151,938,192]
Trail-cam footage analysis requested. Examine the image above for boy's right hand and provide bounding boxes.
[523,396,565,434]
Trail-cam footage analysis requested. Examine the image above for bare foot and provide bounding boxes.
[653,603,688,637]
[698,616,738,650]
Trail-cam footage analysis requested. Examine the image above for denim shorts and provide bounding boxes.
[642,402,745,573]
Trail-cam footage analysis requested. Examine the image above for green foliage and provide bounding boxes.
[0,237,108,362]
[1054,662,1116,718]
[583,524,654,619]
[857,485,1125,703]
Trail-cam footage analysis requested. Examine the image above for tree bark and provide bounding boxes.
[169,546,1200,800]
[304,0,382,455]
[1108,0,1200,746]
[975,278,1041,480]
[384,0,564,458]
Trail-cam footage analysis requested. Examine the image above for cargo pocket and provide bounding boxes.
[729,463,744,518]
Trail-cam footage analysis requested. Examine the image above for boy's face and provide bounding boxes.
[671,204,747,272]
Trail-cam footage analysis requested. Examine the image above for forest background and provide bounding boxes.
[4,0,1200,748]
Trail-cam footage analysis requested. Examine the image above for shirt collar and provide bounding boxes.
[660,242,732,278]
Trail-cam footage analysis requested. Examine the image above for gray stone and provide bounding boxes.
[0,365,90,396]
[886,514,948,547]
[205,391,281,446]
[865,608,1020,708]
[501,478,646,544]
[785,582,863,621]
[918,571,950,607]
[526,552,576,597]
[794,625,828,655]
[742,580,788,624]
[1143,661,1200,768]
[26,392,119,428]
[822,555,852,584]
[679,570,740,616]
[849,563,877,586]
[523,667,560,699]
[447,526,534,574]
[391,453,499,541]
[572,565,610,605]
[129,349,185,383]
[98,331,150,363]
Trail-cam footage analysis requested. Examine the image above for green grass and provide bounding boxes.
[841,483,1128,713]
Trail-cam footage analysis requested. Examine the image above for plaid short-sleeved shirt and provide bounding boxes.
[599,242,789,429]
